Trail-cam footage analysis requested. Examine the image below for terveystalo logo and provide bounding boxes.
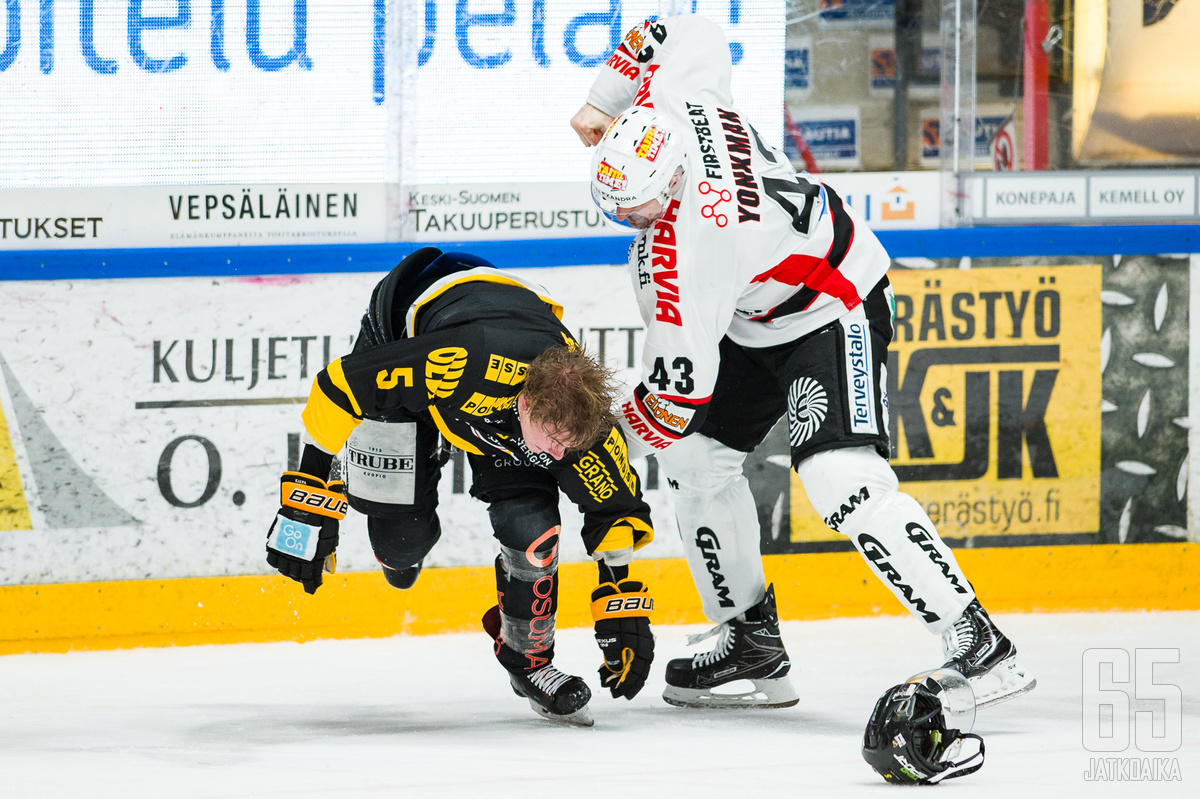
[843,316,877,434]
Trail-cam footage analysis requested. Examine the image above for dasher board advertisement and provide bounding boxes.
[0,265,684,586]
[0,185,387,249]
[789,265,1103,543]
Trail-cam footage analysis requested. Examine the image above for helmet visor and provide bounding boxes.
[906,667,976,733]
[591,181,665,231]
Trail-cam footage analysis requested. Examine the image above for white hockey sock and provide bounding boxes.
[797,446,974,634]
[658,435,767,624]
[845,492,974,633]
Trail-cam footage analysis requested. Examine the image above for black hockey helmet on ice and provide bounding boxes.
[861,671,985,785]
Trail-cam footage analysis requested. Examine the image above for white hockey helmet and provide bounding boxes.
[589,107,686,229]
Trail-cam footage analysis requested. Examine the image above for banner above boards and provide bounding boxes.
[0,184,389,249]
[0,2,784,191]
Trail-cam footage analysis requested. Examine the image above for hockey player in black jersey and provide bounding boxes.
[571,14,1034,710]
[266,248,656,726]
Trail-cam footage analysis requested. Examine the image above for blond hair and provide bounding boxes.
[522,345,621,451]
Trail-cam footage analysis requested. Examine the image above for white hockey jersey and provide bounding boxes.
[586,14,892,459]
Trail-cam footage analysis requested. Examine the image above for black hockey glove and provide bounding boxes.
[266,472,347,595]
[591,580,655,699]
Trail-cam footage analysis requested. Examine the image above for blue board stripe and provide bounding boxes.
[2,225,1198,281]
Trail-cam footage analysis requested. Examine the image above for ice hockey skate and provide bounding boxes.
[942,599,1036,708]
[482,605,594,726]
[663,584,799,709]
[508,664,594,727]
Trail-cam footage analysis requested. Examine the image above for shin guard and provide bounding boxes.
[798,447,975,633]
[493,536,560,673]
[657,435,768,623]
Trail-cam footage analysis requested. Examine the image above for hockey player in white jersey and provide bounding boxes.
[571,13,1035,710]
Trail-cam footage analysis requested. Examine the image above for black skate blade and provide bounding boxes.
[527,698,594,727]
[662,677,799,710]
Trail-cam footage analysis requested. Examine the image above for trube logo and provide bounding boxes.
[346,448,414,474]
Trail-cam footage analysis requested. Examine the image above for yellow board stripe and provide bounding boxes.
[2,544,1197,656]
[0,402,32,531]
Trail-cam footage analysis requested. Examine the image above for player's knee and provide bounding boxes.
[368,512,441,572]
[489,488,561,562]
[657,434,747,494]
[796,446,900,536]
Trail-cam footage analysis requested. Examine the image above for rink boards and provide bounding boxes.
[3,231,1200,653]
[3,544,1199,655]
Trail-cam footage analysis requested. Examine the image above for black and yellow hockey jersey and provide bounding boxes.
[301,257,654,559]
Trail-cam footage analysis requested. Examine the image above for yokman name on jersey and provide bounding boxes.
[687,103,723,180]
[716,108,761,223]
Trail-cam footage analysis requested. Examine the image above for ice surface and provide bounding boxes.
[2,610,1197,798]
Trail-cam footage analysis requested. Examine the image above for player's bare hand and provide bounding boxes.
[571,104,614,147]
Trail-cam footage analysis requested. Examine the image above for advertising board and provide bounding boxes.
[0,264,683,584]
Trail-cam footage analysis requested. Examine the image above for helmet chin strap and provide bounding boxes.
[926,733,986,784]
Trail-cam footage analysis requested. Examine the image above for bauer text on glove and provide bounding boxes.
[591,580,655,699]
